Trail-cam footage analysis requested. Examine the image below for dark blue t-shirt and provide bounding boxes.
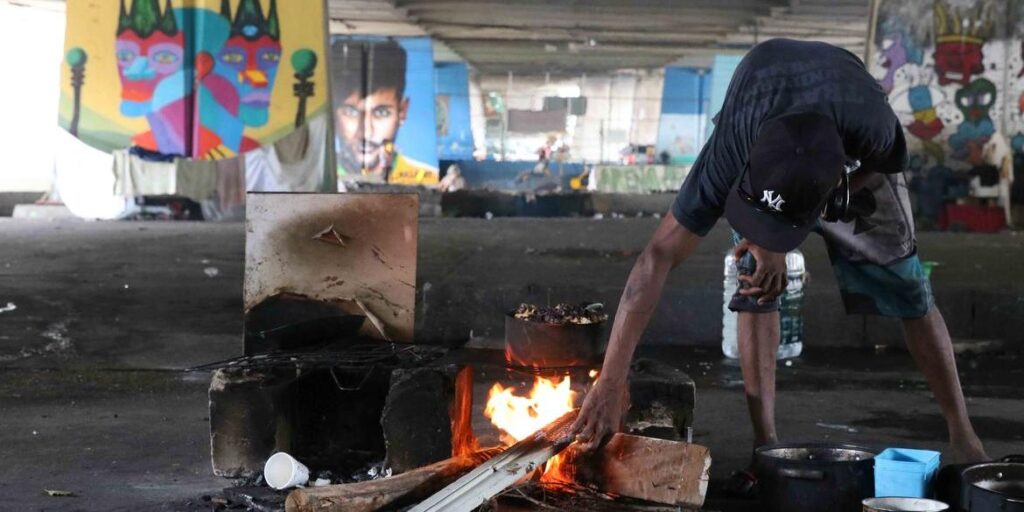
[672,39,904,236]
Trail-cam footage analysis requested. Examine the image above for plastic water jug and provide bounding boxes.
[722,249,806,359]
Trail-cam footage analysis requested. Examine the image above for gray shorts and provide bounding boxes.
[730,172,934,319]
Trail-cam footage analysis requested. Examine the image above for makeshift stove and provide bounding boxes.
[202,193,709,512]
[283,307,708,512]
[206,193,479,479]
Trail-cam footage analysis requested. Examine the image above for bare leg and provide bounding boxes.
[738,310,782,449]
[901,306,989,463]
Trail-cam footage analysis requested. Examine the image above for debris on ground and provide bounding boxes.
[512,303,608,325]
[0,302,16,314]
[815,422,858,433]
[204,267,220,278]
[43,489,77,497]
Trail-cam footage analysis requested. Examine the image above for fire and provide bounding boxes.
[484,376,576,446]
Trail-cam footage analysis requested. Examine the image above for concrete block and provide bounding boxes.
[209,366,391,478]
[382,364,476,474]
[209,368,288,479]
[626,358,696,440]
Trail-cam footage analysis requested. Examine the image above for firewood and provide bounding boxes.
[284,448,501,512]
[409,410,579,512]
[552,433,711,508]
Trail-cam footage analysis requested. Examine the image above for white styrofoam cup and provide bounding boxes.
[264,452,310,490]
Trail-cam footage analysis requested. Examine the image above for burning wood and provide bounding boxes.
[284,447,502,512]
[547,433,711,508]
[409,410,579,512]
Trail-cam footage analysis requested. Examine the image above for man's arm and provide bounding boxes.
[570,213,704,450]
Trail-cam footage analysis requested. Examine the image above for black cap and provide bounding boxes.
[724,112,846,253]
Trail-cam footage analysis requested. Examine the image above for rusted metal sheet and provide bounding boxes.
[244,193,418,344]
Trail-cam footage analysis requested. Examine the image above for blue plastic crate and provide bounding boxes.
[874,448,942,498]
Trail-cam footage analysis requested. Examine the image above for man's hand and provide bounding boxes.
[569,377,628,452]
[734,239,788,304]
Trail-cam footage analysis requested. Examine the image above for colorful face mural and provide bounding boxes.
[331,38,439,185]
[115,1,184,117]
[949,78,996,164]
[59,0,327,159]
[217,0,282,128]
[932,1,994,86]
[870,0,1017,227]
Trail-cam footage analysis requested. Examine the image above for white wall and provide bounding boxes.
[0,1,65,192]
[475,70,664,163]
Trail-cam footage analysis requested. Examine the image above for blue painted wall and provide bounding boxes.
[656,67,711,165]
[706,55,744,141]
[434,62,474,160]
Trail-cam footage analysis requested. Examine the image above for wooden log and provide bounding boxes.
[284,448,501,512]
[409,410,579,512]
[552,433,711,508]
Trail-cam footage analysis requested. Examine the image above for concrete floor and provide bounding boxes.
[1,218,1022,511]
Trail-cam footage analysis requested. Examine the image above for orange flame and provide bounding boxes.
[484,376,576,445]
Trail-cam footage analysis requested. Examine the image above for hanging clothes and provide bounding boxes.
[244,113,327,192]
[200,155,246,221]
[53,127,132,220]
[216,156,246,211]
[175,158,219,201]
[112,149,177,196]
[274,122,310,165]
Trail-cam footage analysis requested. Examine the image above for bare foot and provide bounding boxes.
[950,434,989,464]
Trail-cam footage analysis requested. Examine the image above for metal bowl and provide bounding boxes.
[862,497,949,511]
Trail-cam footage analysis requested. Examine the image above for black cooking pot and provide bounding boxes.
[504,313,605,368]
[962,456,1024,512]
[756,443,877,512]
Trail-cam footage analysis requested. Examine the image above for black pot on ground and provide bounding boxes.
[961,456,1024,512]
[755,442,876,512]
[937,456,1024,512]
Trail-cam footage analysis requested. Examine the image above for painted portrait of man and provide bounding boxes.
[331,39,437,184]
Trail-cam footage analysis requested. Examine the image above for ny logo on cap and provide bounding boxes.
[761,190,785,212]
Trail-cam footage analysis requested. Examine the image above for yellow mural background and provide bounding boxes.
[59,0,328,153]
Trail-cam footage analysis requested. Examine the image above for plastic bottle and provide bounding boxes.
[722,252,740,358]
[722,249,806,359]
[777,250,806,359]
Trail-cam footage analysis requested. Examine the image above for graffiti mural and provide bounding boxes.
[59,0,327,159]
[906,84,946,163]
[871,0,1022,227]
[878,23,925,93]
[331,37,439,185]
[949,78,996,163]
